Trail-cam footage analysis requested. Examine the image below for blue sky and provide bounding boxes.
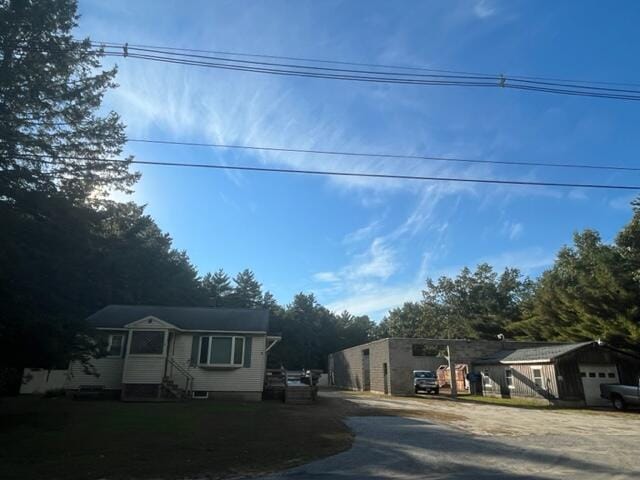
[77,1,640,320]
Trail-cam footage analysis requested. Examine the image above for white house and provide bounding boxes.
[64,305,280,401]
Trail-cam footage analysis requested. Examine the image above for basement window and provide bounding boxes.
[199,336,245,367]
[192,391,209,399]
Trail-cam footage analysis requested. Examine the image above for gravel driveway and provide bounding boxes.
[261,390,640,479]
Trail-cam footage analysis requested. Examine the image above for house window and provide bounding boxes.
[483,370,492,388]
[199,336,245,367]
[107,334,124,356]
[531,368,544,389]
[607,372,616,378]
[129,331,165,355]
[505,369,514,389]
[598,372,606,378]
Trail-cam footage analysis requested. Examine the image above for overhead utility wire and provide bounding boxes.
[118,45,640,95]
[90,40,640,89]
[125,138,640,173]
[11,43,640,100]
[6,132,638,173]
[13,153,640,191]
[95,48,640,100]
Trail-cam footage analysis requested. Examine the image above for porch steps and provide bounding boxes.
[161,377,189,400]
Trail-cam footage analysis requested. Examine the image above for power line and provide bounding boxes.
[10,42,640,100]
[13,153,640,191]
[125,138,640,173]
[90,39,640,89]
[120,45,640,96]
[96,49,640,101]
[8,133,639,173]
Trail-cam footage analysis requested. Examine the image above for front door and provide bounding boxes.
[579,364,619,406]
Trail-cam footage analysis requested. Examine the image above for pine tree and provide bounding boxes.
[1,0,137,390]
[0,0,138,203]
[228,269,263,308]
[201,269,233,307]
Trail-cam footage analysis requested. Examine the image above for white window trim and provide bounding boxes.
[505,368,515,389]
[198,335,245,367]
[127,330,167,357]
[107,334,125,357]
[530,366,545,390]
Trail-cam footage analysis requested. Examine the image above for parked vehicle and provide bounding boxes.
[600,379,640,410]
[413,370,439,394]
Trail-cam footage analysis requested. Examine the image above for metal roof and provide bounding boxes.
[474,341,595,365]
[87,304,269,332]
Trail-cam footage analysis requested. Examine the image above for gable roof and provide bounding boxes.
[474,341,595,365]
[87,305,269,332]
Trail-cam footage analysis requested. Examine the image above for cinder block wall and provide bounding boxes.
[330,338,562,396]
[329,339,389,393]
[388,338,562,395]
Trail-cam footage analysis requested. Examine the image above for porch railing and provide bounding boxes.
[167,357,194,397]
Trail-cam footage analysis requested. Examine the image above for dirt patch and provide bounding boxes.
[0,395,354,480]
[326,389,640,438]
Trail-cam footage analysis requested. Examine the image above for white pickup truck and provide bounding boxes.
[600,378,640,410]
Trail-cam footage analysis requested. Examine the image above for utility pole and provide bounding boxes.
[446,344,457,399]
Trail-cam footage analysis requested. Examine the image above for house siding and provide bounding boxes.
[122,356,166,384]
[171,332,266,393]
[480,363,558,402]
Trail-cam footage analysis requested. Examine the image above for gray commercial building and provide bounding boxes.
[328,338,552,396]
[328,337,640,406]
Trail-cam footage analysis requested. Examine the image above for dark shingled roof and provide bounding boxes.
[474,341,595,365]
[87,305,269,332]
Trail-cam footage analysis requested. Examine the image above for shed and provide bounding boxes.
[473,341,640,407]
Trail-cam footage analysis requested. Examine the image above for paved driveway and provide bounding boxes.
[262,391,640,479]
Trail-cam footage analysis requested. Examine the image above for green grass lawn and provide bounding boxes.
[0,395,353,480]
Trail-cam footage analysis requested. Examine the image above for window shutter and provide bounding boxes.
[190,335,201,367]
[243,336,252,368]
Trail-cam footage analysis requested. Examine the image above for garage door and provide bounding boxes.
[579,364,619,406]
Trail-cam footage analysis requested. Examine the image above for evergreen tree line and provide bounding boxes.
[376,202,640,353]
[2,1,639,396]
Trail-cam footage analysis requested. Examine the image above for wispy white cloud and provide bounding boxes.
[313,271,340,283]
[609,194,636,211]
[343,219,382,244]
[501,220,523,240]
[473,0,497,19]
[325,282,422,318]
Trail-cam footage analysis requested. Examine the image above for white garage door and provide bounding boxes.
[579,364,619,406]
